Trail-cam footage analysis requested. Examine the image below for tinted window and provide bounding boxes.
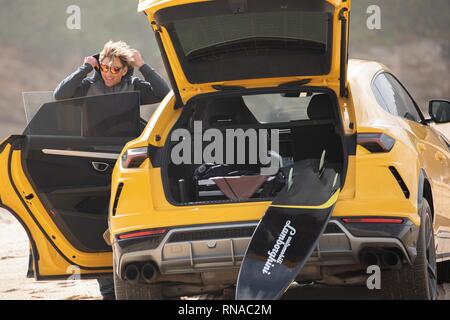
[372,85,390,113]
[373,73,422,122]
[175,12,330,57]
[158,0,334,83]
[24,92,141,138]
[193,92,333,127]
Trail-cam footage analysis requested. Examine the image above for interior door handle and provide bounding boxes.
[92,162,109,173]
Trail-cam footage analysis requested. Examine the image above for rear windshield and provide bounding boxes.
[190,92,335,128]
[175,12,329,59]
[156,0,334,83]
[244,93,319,123]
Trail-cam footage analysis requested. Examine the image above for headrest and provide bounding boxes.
[307,94,335,120]
[196,97,258,129]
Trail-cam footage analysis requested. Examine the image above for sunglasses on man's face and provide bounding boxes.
[100,64,123,75]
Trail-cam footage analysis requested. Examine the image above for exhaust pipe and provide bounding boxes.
[381,251,402,270]
[141,263,157,283]
[124,264,139,283]
[360,250,380,267]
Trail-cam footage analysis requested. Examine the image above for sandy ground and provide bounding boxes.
[0,208,102,300]
[0,208,449,300]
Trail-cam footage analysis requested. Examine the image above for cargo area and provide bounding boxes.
[162,90,347,205]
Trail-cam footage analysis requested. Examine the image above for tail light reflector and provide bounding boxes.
[357,133,395,153]
[118,228,167,240]
[121,147,149,169]
[342,218,404,224]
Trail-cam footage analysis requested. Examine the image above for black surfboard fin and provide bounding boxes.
[287,167,294,191]
[318,150,326,178]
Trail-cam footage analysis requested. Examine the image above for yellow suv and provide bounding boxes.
[0,0,449,300]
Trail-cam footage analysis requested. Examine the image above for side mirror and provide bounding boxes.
[429,100,450,124]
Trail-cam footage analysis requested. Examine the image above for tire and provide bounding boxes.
[382,199,438,300]
[113,260,164,300]
[438,261,450,284]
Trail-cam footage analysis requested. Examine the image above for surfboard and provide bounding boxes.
[236,158,340,300]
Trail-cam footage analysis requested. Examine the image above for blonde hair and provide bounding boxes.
[100,40,136,67]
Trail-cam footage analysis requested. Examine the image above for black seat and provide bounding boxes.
[307,94,335,120]
[292,94,342,162]
[189,97,262,197]
[194,96,258,129]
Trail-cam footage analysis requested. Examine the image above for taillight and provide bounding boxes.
[118,228,167,240]
[357,133,395,153]
[121,147,148,168]
[342,218,404,224]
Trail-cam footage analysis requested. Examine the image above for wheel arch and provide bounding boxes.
[418,169,434,221]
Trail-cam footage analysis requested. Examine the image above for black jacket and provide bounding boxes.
[54,55,170,105]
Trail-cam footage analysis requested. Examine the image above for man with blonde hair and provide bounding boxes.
[54,40,170,104]
[54,41,170,300]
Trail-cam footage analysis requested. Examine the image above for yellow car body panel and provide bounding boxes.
[348,60,450,230]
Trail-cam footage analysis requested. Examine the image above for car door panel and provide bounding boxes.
[22,136,127,252]
[0,92,141,277]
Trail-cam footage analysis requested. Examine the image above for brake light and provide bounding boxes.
[342,218,404,224]
[118,228,167,240]
[121,147,148,168]
[357,133,395,153]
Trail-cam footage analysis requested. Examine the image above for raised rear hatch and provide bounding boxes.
[139,0,351,101]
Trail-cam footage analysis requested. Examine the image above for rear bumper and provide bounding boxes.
[113,218,419,280]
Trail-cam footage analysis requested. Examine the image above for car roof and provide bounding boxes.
[348,59,387,80]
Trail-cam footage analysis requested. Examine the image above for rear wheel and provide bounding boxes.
[382,199,437,300]
[438,261,450,284]
[113,260,163,300]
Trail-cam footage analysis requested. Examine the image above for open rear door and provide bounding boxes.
[0,92,141,278]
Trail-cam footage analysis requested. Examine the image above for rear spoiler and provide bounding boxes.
[138,0,209,13]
